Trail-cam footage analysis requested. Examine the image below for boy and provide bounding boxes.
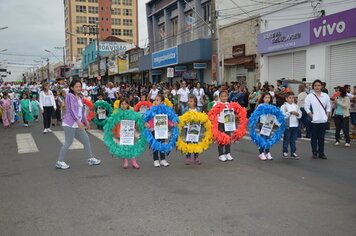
[281,92,302,159]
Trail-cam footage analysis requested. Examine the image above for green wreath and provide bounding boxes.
[92,100,114,126]
[103,109,147,159]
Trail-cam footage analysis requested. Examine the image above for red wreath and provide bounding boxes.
[134,101,152,112]
[83,99,95,121]
[208,102,248,145]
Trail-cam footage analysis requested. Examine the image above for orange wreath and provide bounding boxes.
[134,101,152,113]
[83,98,95,121]
[208,102,248,145]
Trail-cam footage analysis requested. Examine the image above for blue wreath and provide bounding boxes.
[248,104,285,149]
[143,104,179,153]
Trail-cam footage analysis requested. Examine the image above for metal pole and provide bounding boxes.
[47,58,50,82]
[211,0,220,85]
[96,24,101,85]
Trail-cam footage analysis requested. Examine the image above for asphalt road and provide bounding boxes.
[0,120,355,236]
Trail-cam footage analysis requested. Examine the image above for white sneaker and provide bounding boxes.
[47,128,53,133]
[43,129,48,133]
[55,161,70,169]
[335,142,340,146]
[24,124,28,127]
[225,153,234,161]
[258,153,267,161]
[153,160,160,167]
[88,157,101,166]
[160,159,170,167]
[218,155,227,162]
[282,152,289,159]
[265,152,273,160]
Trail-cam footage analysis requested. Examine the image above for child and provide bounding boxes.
[216,91,234,162]
[184,96,201,165]
[113,98,140,169]
[0,92,12,127]
[94,94,107,130]
[20,93,34,127]
[31,95,40,121]
[257,93,276,160]
[281,92,302,159]
[146,94,173,167]
[207,94,219,112]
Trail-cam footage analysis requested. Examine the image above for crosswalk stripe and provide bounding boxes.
[87,129,104,141]
[16,133,39,154]
[53,131,83,149]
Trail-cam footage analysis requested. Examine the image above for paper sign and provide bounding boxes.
[186,122,201,143]
[223,109,236,132]
[154,114,168,139]
[97,107,107,120]
[120,120,135,145]
[260,115,275,137]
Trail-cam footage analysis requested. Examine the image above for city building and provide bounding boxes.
[63,0,138,63]
[258,0,356,91]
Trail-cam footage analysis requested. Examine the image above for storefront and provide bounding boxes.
[259,7,356,90]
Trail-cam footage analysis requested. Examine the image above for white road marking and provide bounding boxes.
[87,129,104,141]
[242,136,251,140]
[16,133,39,154]
[53,131,83,149]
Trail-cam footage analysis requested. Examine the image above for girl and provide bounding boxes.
[31,95,40,122]
[215,91,234,162]
[193,82,205,112]
[39,83,57,133]
[20,93,34,127]
[257,93,275,160]
[184,96,201,165]
[146,94,173,167]
[0,92,12,127]
[56,79,101,170]
[105,82,118,104]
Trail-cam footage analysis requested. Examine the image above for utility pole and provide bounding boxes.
[83,24,101,84]
[46,58,50,82]
[211,0,221,85]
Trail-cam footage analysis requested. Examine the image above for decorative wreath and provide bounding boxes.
[134,101,152,113]
[177,111,213,154]
[83,99,95,121]
[208,102,248,145]
[248,104,286,149]
[92,100,114,126]
[143,104,179,153]
[103,109,147,159]
[153,98,173,108]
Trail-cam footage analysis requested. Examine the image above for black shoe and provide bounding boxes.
[319,153,327,160]
[312,153,318,159]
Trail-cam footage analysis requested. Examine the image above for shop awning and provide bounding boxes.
[222,56,255,66]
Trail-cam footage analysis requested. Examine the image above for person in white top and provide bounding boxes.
[193,82,205,112]
[177,81,190,114]
[304,80,331,159]
[148,84,159,102]
[281,92,302,159]
[105,82,117,104]
[297,84,311,138]
[39,82,57,133]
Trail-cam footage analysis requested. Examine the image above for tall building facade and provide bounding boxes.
[64,0,138,62]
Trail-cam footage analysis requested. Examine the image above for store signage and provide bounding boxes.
[258,7,356,54]
[151,70,162,75]
[257,21,310,54]
[98,41,133,53]
[167,67,174,78]
[310,7,356,44]
[193,63,207,69]
[175,66,187,72]
[152,47,178,69]
[232,44,245,57]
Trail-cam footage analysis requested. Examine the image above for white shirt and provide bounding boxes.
[304,92,331,123]
[149,89,159,100]
[297,91,308,108]
[171,89,177,96]
[63,88,69,95]
[106,87,117,99]
[193,88,205,106]
[178,88,190,103]
[213,90,220,98]
[280,103,302,127]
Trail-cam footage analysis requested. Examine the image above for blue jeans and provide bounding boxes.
[180,103,188,115]
[283,127,298,153]
[310,122,327,155]
[298,108,311,138]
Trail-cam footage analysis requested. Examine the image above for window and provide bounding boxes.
[112,0,121,4]
[76,0,86,2]
[88,17,98,24]
[89,27,98,34]
[112,8,121,15]
[89,38,95,43]
[123,19,132,26]
[88,0,98,2]
[76,16,87,24]
[122,0,132,5]
[122,9,132,16]
[76,26,86,34]
[88,6,98,14]
[112,18,121,25]
[77,37,87,45]
[77,48,83,55]
[112,29,121,36]
[203,4,211,22]
[123,29,132,36]
[76,5,86,13]
[172,18,178,36]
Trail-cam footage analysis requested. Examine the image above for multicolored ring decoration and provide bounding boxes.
[83,98,95,121]
[92,100,113,126]
[134,101,152,113]
[208,102,248,145]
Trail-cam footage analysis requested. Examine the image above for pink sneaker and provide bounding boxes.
[123,158,129,169]
[131,158,140,169]
[258,153,267,161]
[185,158,192,165]
[194,157,202,165]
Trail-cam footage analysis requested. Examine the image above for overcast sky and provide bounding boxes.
[0,0,149,69]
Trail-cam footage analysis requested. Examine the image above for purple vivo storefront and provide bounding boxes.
[258,7,356,89]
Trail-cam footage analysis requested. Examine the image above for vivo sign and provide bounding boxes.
[258,7,356,54]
